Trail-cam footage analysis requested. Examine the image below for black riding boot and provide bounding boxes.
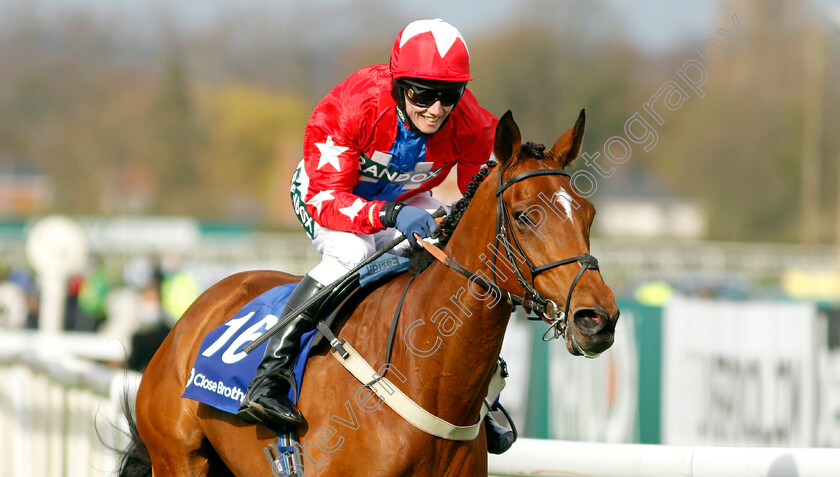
[237,275,323,427]
[485,413,516,454]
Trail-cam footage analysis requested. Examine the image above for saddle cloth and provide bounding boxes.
[181,254,410,414]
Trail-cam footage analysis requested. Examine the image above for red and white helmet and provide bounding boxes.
[389,18,472,82]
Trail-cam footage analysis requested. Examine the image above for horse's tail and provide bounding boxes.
[117,390,152,477]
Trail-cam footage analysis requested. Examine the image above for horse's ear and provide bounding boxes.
[548,109,586,168]
[493,110,521,169]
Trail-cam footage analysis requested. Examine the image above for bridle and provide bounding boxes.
[418,165,601,341]
[494,167,601,340]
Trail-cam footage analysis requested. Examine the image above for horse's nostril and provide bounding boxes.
[573,309,604,334]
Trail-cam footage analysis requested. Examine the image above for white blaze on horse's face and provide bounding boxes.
[551,188,575,224]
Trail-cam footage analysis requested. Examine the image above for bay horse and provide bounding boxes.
[120,110,619,476]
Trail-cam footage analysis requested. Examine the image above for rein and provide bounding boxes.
[416,167,601,341]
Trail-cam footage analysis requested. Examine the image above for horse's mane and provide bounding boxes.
[405,160,492,274]
[407,142,548,275]
[435,162,495,244]
[436,141,547,244]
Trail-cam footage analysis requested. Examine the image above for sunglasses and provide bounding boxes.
[399,80,466,108]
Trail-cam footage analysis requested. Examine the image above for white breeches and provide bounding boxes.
[307,192,446,286]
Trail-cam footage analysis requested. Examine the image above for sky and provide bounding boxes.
[29,0,840,58]
[41,0,723,54]
[599,0,719,52]
[422,0,721,53]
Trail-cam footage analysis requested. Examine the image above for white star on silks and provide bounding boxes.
[400,19,467,58]
[338,198,365,219]
[306,190,335,214]
[315,136,348,171]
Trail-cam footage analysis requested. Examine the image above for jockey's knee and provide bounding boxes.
[329,235,374,267]
[309,236,375,284]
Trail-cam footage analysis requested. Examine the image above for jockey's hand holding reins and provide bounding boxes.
[243,206,448,354]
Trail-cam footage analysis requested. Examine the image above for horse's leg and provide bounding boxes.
[136,334,213,476]
[135,271,300,476]
[136,388,211,475]
[198,407,277,476]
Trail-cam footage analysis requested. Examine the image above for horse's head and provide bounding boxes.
[487,110,619,357]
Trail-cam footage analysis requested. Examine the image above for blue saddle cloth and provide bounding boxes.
[181,254,409,415]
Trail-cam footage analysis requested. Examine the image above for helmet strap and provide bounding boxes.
[392,79,424,135]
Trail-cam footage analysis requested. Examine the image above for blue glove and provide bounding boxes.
[394,205,437,242]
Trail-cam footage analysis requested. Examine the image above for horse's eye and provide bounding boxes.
[513,211,535,227]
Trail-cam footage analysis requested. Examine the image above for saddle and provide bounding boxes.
[181,254,411,415]
[307,253,411,353]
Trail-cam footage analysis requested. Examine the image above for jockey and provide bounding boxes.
[238,18,515,454]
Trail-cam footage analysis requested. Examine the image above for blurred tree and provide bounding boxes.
[648,0,836,242]
[0,0,836,242]
[469,0,642,148]
[150,42,207,215]
[197,84,310,225]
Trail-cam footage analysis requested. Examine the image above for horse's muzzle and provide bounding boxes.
[567,307,619,357]
[572,308,611,334]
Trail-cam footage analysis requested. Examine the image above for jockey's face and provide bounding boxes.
[404,96,455,134]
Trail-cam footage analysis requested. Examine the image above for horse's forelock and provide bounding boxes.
[519,141,546,160]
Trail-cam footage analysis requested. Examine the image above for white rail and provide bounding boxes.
[488,438,840,477]
[3,349,839,477]
[0,350,142,477]
[4,234,839,286]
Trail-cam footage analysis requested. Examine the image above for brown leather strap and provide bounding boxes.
[414,233,449,263]
[412,234,553,323]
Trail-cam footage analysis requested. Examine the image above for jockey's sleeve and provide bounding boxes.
[453,93,499,193]
[302,82,388,234]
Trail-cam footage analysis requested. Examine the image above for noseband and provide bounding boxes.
[418,166,601,341]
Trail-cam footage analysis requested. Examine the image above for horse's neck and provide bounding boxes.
[402,261,513,423]
[396,195,517,424]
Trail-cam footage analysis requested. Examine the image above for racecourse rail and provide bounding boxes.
[0,347,141,477]
[1,346,839,477]
[2,231,840,286]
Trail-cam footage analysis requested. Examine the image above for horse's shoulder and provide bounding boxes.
[337,272,414,338]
